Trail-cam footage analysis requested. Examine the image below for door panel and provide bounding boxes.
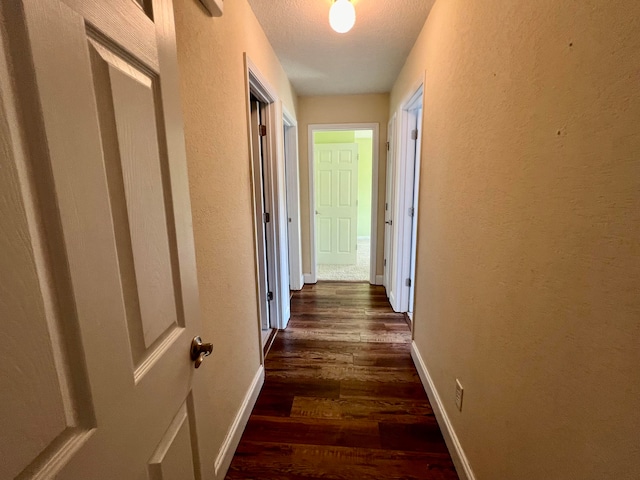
[0,0,205,478]
[0,100,95,479]
[92,42,180,352]
[318,217,332,253]
[148,403,197,480]
[338,170,352,206]
[314,143,358,265]
[318,170,332,207]
[337,217,353,253]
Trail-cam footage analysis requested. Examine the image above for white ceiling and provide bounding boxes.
[247,0,435,96]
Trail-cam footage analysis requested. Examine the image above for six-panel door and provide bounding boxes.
[315,143,359,266]
[0,0,205,478]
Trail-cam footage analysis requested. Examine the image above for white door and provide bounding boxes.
[407,110,423,318]
[315,143,359,265]
[383,117,396,291]
[0,1,208,479]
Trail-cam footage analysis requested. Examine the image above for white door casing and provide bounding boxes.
[390,79,424,313]
[245,56,290,332]
[314,143,359,266]
[0,0,208,478]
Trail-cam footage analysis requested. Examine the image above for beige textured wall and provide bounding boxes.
[392,1,640,478]
[298,94,389,276]
[172,0,297,476]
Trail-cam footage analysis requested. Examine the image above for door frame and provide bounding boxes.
[244,55,290,345]
[307,123,380,285]
[383,114,396,294]
[390,76,425,314]
[283,106,304,291]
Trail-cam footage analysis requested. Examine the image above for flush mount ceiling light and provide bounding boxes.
[329,0,356,34]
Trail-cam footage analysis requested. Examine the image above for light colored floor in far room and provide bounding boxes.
[317,237,370,282]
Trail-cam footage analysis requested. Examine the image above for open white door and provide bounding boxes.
[383,116,396,292]
[407,109,423,319]
[314,143,359,265]
[0,0,209,478]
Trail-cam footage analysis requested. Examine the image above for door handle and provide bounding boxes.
[385,220,393,225]
[190,336,213,368]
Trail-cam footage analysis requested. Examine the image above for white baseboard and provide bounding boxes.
[297,274,305,290]
[389,291,398,312]
[410,342,475,480]
[303,273,316,284]
[375,275,384,285]
[214,366,265,478]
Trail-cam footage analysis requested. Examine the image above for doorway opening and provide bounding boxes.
[308,124,379,284]
[245,56,291,355]
[249,94,275,347]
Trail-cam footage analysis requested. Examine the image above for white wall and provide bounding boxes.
[173,0,297,476]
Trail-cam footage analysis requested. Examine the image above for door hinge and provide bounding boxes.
[385,202,388,211]
[386,141,390,151]
[384,258,387,267]
[408,207,415,217]
[259,124,267,137]
[267,291,274,301]
[411,129,418,140]
[263,212,270,223]
[406,278,412,287]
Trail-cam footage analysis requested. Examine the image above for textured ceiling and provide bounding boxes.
[247,0,435,96]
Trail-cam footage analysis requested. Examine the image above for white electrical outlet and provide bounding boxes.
[455,379,464,411]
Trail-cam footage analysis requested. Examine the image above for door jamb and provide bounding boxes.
[282,107,303,291]
[244,55,288,360]
[307,123,380,285]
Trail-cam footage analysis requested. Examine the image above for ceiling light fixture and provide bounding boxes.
[329,0,356,34]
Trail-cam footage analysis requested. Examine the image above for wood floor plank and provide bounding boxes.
[227,442,458,480]
[290,397,435,422]
[225,282,459,480]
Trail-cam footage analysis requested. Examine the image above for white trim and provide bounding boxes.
[283,106,303,291]
[410,342,475,480]
[214,366,265,478]
[375,275,384,285]
[303,273,315,284]
[389,290,397,311]
[198,0,223,17]
[308,123,380,285]
[244,55,290,334]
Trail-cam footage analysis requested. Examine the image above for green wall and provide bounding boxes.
[313,130,373,237]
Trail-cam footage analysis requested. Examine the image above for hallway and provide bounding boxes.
[226,283,458,479]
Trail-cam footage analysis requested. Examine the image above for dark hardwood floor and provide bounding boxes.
[225,282,459,480]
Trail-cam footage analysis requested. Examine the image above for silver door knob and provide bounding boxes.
[190,336,213,368]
